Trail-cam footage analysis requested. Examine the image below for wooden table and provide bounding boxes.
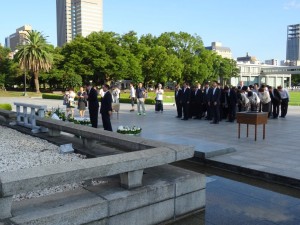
[236,112,268,141]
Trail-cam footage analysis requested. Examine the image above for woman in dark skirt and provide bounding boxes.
[77,86,87,117]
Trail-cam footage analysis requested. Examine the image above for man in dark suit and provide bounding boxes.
[210,81,221,124]
[180,82,191,120]
[225,86,238,122]
[203,82,212,120]
[100,84,113,131]
[85,83,99,128]
[193,83,203,119]
[174,84,183,118]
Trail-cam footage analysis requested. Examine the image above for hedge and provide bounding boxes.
[42,94,156,105]
[0,103,12,110]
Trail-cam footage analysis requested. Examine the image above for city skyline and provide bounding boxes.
[1,0,300,61]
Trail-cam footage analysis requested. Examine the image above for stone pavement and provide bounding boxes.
[1,96,300,188]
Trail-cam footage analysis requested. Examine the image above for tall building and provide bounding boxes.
[286,24,300,66]
[5,25,32,51]
[56,0,103,47]
[205,42,232,59]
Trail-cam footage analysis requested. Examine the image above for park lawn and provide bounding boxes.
[0,91,42,98]
[289,91,300,106]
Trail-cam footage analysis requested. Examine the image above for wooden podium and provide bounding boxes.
[236,112,268,141]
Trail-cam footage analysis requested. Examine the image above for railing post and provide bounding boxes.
[120,169,144,189]
[16,105,21,123]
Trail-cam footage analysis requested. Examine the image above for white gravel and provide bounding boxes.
[0,125,87,201]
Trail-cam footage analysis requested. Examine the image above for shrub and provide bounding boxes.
[0,103,12,110]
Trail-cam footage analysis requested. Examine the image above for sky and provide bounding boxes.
[0,0,300,61]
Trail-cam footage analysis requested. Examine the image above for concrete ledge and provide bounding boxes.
[0,147,189,197]
[11,188,108,225]
[10,165,205,225]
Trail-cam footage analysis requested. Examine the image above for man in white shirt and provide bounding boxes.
[277,85,289,118]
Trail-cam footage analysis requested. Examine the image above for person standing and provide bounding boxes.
[181,82,191,120]
[226,86,238,122]
[175,84,183,118]
[193,83,203,119]
[112,86,120,103]
[129,83,136,112]
[210,81,221,124]
[136,82,146,115]
[155,83,164,113]
[85,83,99,128]
[203,82,212,120]
[277,85,289,118]
[100,84,113,131]
[272,87,282,119]
[77,86,87,118]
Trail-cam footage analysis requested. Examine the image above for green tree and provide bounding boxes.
[14,30,53,93]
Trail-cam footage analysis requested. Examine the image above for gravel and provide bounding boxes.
[0,125,87,201]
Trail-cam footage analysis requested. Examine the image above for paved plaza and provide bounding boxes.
[1,96,300,187]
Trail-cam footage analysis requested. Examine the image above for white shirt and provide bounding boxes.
[130,86,136,98]
[156,88,164,101]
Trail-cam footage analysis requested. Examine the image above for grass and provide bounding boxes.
[289,91,300,106]
[0,91,42,98]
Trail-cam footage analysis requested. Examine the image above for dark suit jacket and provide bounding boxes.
[228,89,238,105]
[100,91,112,114]
[194,88,203,104]
[210,87,221,104]
[175,89,183,103]
[181,88,191,104]
[87,87,99,109]
[203,87,212,103]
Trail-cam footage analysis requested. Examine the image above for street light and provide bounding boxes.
[23,69,27,96]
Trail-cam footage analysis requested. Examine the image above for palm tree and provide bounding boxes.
[14,30,53,93]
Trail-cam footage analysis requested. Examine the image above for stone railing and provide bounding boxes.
[0,144,194,220]
[14,102,47,133]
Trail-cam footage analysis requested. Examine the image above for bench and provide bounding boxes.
[14,102,47,133]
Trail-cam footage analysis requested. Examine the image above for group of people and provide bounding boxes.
[63,83,113,131]
[129,82,165,115]
[175,81,290,124]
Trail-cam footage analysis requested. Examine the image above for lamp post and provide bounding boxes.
[23,69,27,96]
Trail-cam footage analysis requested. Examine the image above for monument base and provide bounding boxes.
[10,165,205,225]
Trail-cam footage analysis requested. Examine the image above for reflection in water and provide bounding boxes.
[168,161,300,225]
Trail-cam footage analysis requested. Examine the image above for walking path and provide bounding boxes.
[1,97,300,188]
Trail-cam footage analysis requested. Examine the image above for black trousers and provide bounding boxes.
[182,102,189,120]
[281,99,289,117]
[272,102,280,118]
[101,112,112,131]
[89,107,99,128]
[176,101,182,117]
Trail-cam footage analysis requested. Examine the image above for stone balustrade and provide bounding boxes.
[14,102,47,133]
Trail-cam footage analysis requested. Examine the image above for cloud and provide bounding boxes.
[284,0,300,10]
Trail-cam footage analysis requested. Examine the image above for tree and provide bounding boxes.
[14,30,53,93]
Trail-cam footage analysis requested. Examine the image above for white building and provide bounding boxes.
[230,62,291,88]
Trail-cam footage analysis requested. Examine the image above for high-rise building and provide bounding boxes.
[56,0,103,47]
[5,25,32,51]
[286,24,300,66]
